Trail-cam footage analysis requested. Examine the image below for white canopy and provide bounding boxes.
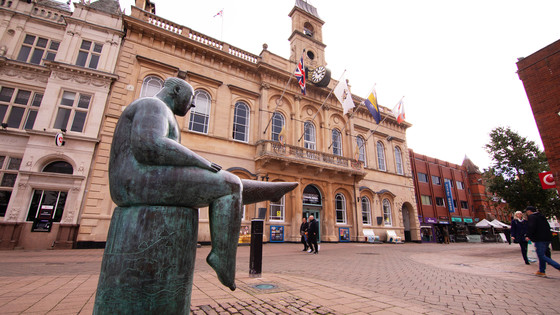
[475,219,503,228]
[491,219,511,229]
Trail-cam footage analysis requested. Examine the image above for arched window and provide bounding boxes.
[302,184,322,206]
[271,112,285,141]
[377,141,386,171]
[395,146,404,175]
[189,90,211,134]
[304,121,316,150]
[269,195,285,221]
[232,101,249,142]
[335,193,346,224]
[42,161,73,174]
[361,196,371,225]
[332,129,342,156]
[140,75,163,98]
[383,199,392,226]
[357,136,366,166]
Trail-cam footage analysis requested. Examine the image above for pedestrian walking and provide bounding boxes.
[307,215,319,254]
[525,206,560,277]
[511,210,530,265]
[300,217,308,251]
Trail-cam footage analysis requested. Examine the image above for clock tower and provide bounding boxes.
[289,0,331,87]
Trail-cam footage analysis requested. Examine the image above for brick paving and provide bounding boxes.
[0,242,559,314]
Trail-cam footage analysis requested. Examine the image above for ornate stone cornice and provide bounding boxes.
[0,58,50,84]
[45,60,118,89]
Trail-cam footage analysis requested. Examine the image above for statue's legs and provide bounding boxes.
[94,206,197,314]
[206,192,242,291]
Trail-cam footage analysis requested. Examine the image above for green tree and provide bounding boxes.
[483,126,559,217]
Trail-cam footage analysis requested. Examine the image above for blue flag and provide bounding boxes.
[364,89,381,124]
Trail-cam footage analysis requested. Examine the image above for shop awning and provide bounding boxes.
[475,219,502,228]
[490,219,511,229]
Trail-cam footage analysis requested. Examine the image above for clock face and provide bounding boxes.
[311,66,326,83]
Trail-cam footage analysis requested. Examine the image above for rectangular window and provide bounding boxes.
[0,155,20,216]
[435,197,445,207]
[432,175,441,185]
[26,190,67,223]
[456,181,465,190]
[460,201,468,209]
[269,196,285,221]
[0,86,43,130]
[16,34,60,65]
[417,172,428,183]
[444,178,454,187]
[75,40,103,69]
[53,91,91,132]
[421,195,432,206]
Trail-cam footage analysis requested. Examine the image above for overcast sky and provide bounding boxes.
[119,0,560,170]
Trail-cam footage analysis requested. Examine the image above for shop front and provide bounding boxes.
[420,217,437,243]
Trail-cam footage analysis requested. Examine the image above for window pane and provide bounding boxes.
[1,173,17,187]
[60,91,75,106]
[53,108,71,129]
[16,46,31,62]
[0,105,7,122]
[80,40,92,50]
[14,90,31,105]
[50,41,60,51]
[77,94,91,109]
[0,190,11,217]
[23,34,36,45]
[32,94,43,107]
[0,156,5,168]
[7,158,21,170]
[6,106,25,128]
[29,48,44,64]
[271,113,284,141]
[53,191,67,222]
[0,87,14,102]
[70,111,87,132]
[88,54,99,69]
[36,37,48,48]
[93,43,103,53]
[26,190,42,221]
[24,110,37,129]
[76,51,88,67]
[45,52,56,61]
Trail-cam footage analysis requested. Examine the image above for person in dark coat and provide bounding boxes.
[511,211,530,265]
[307,215,319,254]
[526,206,560,277]
[300,217,309,251]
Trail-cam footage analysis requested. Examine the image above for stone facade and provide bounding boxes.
[0,0,123,249]
[517,40,560,194]
[77,1,419,246]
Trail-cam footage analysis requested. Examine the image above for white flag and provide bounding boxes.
[392,98,405,124]
[334,78,355,115]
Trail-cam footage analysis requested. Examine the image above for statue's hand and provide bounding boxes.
[210,162,222,173]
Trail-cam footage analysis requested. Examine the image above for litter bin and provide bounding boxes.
[551,231,560,251]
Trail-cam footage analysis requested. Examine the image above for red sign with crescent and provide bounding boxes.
[539,171,556,189]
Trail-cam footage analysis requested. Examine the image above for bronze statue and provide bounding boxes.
[94,78,297,314]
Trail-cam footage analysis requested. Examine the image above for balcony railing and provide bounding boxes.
[256,140,365,174]
[133,7,259,64]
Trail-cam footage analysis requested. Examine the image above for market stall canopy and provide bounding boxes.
[475,219,503,228]
[491,219,511,229]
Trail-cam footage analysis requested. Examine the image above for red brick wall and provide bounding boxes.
[517,39,560,194]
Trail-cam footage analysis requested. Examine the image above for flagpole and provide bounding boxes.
[362,96,404,149]
[263,49,305,135]
[220,9,224,41]
[297,69,347,143]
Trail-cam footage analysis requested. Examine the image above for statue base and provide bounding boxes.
[94,206,198,314]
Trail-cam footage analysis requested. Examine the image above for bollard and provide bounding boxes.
[249,219,264,277]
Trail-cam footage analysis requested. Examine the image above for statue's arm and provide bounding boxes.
[130,102,219,172]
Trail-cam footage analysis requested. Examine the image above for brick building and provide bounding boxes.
[517,40,560,194]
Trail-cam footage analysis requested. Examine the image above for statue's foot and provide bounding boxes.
[207,250,236,291]
[241,180,298,204]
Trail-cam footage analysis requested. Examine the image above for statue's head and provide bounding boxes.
[163,77,195,116]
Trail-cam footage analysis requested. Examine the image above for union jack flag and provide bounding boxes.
[294,55,306,95]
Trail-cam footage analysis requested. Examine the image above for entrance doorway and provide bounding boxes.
[303,209,320,242]
[402,205,411,242]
